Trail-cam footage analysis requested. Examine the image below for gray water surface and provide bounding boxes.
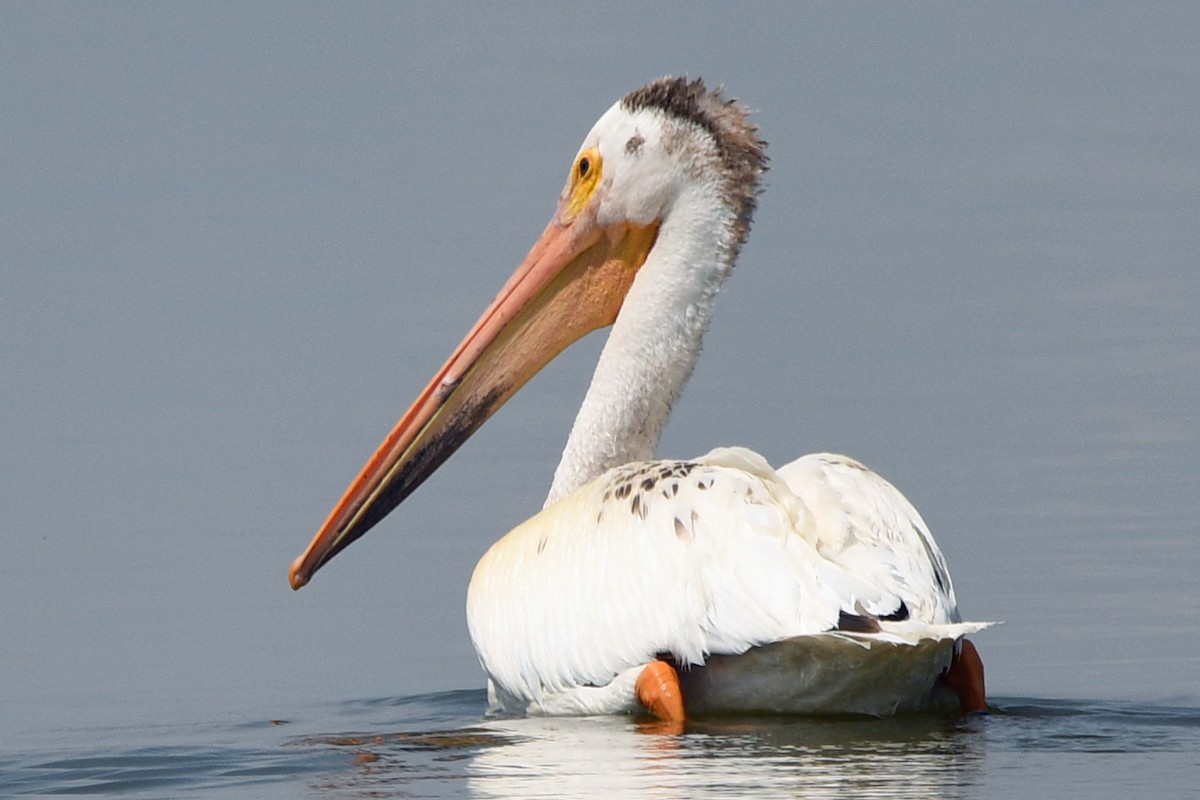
[5,693,1199,798]
[3,3,1198,796]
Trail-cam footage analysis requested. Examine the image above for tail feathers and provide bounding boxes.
[830,620,995,648]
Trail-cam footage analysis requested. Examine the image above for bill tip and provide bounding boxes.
[288,556,311,590]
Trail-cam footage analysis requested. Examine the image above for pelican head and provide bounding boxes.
[290,77,766,589]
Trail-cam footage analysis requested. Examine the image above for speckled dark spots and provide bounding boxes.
[880,601,910,622]
[625,132,645,155]
[670,462,697,479]
[536,537,547,555]
[836,611,882,634]
[631,493,647,520]
[673,516,692,541]
[826,455,871,473]
[641,477,656,491]
[670,482,679,497]
[615,482,632,500]
[932,564,949,595]
[911,520,951,596]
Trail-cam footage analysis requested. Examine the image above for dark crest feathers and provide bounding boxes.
[622,76,768,249]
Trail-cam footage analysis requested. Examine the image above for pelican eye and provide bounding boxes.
[565,147,602,218]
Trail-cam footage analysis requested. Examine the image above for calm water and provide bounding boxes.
[4,5,1199,798]
[5,692,1199,798]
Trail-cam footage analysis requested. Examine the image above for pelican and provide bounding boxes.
[290,77,990,721]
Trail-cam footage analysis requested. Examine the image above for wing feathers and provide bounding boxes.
[467,446,979,705]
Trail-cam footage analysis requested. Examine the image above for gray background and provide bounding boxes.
[3,3,1197,736]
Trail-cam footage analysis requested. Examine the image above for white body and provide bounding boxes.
[468,447,988,716]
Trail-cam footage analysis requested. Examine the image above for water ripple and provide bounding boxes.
[3,694,1197,798]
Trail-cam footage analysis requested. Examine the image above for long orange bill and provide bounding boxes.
[289,197,659,589]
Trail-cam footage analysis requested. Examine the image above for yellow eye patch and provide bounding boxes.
[564,147,602,219]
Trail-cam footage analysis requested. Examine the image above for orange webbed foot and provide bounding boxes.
[636,659,685,729]
[943,637,988,713]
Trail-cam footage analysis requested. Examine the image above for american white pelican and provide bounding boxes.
[290,77,990,722]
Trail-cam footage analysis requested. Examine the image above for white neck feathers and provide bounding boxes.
[546,186,739,505]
